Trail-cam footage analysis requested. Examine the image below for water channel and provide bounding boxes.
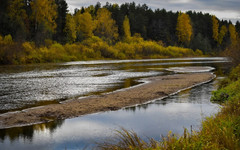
[0,57,230,149]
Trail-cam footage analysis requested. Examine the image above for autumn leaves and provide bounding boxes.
[176,13,192,45]
[64,8,120,43]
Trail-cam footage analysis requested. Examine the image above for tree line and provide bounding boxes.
[0,0,239,64]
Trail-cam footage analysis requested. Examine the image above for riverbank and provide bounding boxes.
[0,35,202,65]
[0,72,215,129]
[97,64,240,150]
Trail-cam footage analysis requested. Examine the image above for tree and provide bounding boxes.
[64,14,76,43]
[218,25,227,45]
[54,0,68,43]
[191,33,211,53]
[176,12,192,45]
[229,24,238,46]
[7,0,28,41]
[30,0,57,44]
[123,15,131,40]
[75,12,94,41]
[94,8,119,42]
[236,21,240,35]
[212,16,219,42]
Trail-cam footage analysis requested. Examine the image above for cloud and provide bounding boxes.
[65,0,240,22]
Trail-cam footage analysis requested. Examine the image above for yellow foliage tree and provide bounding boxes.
[212,16,219,42]
[64,14,77,43]
[218,25,228,45]
[123,15,131,40]
[31,0,57,32]
[94,8,119,41]
[176,13,193,45]
[229,24,238,46]
[8,0,27,25]
[7,0,28,39]
[75,12,94,41]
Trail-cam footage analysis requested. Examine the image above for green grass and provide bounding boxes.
[97,64,240,150]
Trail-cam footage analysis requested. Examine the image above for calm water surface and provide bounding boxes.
[0,57,230,149]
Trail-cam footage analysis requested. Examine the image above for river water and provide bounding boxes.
[0,57,230,149]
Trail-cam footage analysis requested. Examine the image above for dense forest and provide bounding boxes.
[0,0,239,64]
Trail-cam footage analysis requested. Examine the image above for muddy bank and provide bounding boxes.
[0,72,215,129]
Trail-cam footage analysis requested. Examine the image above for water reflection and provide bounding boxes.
[0,120,64,142]
[0,79,220,150]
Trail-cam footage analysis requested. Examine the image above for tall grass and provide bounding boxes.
[97,64,240,150]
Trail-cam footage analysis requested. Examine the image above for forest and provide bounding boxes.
[0,0,239,64]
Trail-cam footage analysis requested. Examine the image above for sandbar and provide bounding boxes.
[0,72,215,129]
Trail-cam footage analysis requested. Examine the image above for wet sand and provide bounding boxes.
[0,72,215,129]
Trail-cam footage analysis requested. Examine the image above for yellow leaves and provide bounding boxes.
[123,15,131,40]
[3,35,13,44]
[95,8,119,41]
[218,25,228,45]
[8,0,27,22]
[212,16,219,42]
[64,14,77,43]
[229,24,238,46]
[176,13,192,45]
[22,42,34,53]
[31,0,57,32]
[75,12,94,40]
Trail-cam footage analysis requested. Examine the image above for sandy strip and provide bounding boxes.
[0,72,215,129]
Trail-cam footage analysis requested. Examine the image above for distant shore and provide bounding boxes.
[0,72,215,129]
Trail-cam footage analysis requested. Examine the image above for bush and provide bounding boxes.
[212,64,240,102]
[3,34,13,43]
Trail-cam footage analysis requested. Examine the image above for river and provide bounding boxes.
[0,57,230,149]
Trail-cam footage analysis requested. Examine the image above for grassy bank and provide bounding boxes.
[0,35,202,65]
[97,64,240,150]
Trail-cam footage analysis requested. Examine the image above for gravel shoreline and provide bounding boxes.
[0,72,215,129]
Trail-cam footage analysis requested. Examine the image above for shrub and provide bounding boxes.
[3,34,13,43]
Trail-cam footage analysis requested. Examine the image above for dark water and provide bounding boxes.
[0,57,231,149]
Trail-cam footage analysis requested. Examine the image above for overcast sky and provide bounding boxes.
[66,0,240,23]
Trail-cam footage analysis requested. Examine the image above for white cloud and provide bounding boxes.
[169,0,192,4]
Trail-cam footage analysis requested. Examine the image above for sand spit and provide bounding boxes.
[0,72,215,129]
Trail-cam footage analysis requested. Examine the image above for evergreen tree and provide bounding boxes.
[54,0,68,43]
